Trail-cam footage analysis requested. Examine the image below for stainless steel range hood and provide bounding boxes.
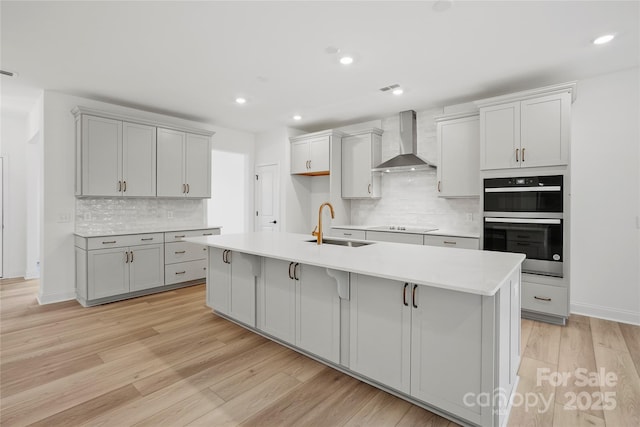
[372,110,436,172]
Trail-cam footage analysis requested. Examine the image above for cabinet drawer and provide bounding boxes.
[330,229,366,240]
[87,233,164,250]
[164,228,220,243]
[521,282,568,317]
[165,259,207,285]
[366,231,423,245]
[424,235,479,249]
[165,241,208,264]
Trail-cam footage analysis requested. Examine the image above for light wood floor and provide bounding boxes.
[1,278,638,427]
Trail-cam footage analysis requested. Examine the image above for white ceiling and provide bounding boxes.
[1,1,638,133]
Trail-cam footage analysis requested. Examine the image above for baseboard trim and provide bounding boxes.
[571,302,640,326]
[37,291,76,305]
[24,270,40,280]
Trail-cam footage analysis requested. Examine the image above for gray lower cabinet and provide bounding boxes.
[257,258,341,364]
[75,228,220,306]
[164,229,219,285]
[207,247,260,327]
[76,233,164,304]
[349,270,520,427]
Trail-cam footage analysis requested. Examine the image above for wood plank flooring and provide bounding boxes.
[1,278,638,426]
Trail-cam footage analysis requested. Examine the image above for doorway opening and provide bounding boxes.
[208,150,246,234]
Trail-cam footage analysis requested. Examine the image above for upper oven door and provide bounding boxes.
[484,175,563,213]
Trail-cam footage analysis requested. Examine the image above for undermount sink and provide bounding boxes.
[305,238,373,247]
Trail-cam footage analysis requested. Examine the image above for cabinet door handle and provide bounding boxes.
[223,250,227,263]
[437,181,441,192]
[186,183,190,194]
[443,241,457,245]
[118,180,122,192]
[102,241,117,244]
[182,184,186,194]
[367,183,371,194]
[412,284,418,308]
[123,181,127,192]
[403,283,409,306]
[141,238,154,241]
[515,148,519,162]
[534,296,552,302]
[174,235,186,239]
[226,250,231,264]
[175,271,186,275]
[288,262,294,280]
[125,251,129,263]
[175,250,186,254]
[130,251,134,263]
[294,263,300,281]
[522,148,526,162]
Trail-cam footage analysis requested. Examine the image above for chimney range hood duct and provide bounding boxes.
[372,110,435,172]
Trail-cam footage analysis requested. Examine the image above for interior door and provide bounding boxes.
[255,164,280,231]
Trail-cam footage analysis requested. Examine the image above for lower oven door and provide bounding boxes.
[484,217,563,277]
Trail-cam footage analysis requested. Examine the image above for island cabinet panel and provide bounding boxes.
[207,248,257,327]
[410,286,484,420]
[259,258,296,343]
[258,259,340,364]
[349,274,411,394]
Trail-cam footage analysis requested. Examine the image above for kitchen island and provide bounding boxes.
[186,232,525,427]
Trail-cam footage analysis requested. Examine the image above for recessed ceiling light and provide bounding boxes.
[235,97,247,104]
[339,56,354,65]
[293,115,302,121]
[385,169,391,173]
[392,88,404,95]
[593,34,615,45]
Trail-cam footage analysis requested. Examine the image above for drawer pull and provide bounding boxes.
[343,233,352,236]
[175,271,186,275]
[102,241,117,244]
[443,241,457,245]
[174,251,186,254]
[141,238,154,241]
[202,233,214,236]
[174,235,186,238]
[534,296,552,302]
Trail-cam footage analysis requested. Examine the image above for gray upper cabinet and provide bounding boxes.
[75,114,156,197]
[157,128,212,198]
[341,128,383,199]
[435,113,479,197]
[476,83,574,170]
[73,106,213,199]
[290,133,332,175]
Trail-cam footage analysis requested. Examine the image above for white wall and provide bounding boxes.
[0,112,28,278]
[40,91,255,303]
[255,126,310,234]
[570,67,640,325]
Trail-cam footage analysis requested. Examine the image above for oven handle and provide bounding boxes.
[484,217,561,225]
[484,186,561,193]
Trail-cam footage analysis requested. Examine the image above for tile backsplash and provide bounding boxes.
[75,198,206,234]
[349,107,480,233]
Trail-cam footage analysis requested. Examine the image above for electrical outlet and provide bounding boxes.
[466,213,474,221]
[167,211,174,219]
[57,213,72,223]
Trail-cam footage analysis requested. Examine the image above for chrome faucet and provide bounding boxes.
[312,202,335,245]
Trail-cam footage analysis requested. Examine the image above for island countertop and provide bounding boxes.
[185,231,524,296]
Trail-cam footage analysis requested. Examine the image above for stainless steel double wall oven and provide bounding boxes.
[483,175,564,278]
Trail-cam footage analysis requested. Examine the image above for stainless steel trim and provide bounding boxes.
[483,211,563,219]
[484,217,561,225]
[485,186,561,193]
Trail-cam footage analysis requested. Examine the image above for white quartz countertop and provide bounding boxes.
[332,225,480,239]
[186,232,523,296]
[74,225,222,238]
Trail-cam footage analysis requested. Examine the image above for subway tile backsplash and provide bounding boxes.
[75,198,206,234]
[350,169,480,233]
